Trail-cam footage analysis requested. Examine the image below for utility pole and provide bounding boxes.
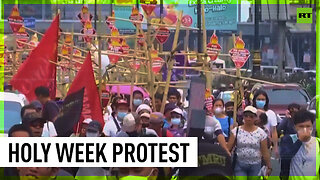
[252,0,261,78]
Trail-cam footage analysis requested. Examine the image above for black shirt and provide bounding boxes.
[42,100,60,121]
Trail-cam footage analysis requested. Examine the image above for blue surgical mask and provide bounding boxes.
[256,100,266,109]
[133,99,143,106]
[171,118,181,125]
[117,111,127,121]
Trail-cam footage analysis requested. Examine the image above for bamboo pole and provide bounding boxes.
[160,11,183,114]
[107,16,199,30]
[69,24,75,82]
[98,5,103,104]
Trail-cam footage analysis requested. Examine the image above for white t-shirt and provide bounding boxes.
[265,110,278,136]
[42,121,57,137]
[289,136,319,177]
[103,115,122,137]
[232,126,267,164]
[204,115,223,139]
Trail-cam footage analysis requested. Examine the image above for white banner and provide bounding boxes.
[0,137,198,167]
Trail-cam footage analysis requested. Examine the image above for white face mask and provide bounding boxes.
[86,132,99,137]
[214,107,223,115]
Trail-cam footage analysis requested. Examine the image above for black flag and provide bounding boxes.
[54,88,84,137]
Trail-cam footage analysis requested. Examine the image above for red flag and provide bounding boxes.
[10,15,59,101]
[67,52,104,127]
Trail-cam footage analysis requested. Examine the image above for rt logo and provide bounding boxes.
[297,8,312,23]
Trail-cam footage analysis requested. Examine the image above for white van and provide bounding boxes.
[0,92,28,136]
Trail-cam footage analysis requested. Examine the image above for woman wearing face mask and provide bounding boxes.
[228,106,272,178]
[252,90,279,158]
[132,90,144,112]
[212,99,234,140]
[168,108,185,137]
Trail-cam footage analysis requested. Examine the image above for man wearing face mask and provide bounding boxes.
[103,99,129,137]
[132,90,144,112]
[278,103,300,136]
[279,109,320,180]
[85,120,102,137]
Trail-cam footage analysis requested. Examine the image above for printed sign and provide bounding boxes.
[155,27,170,44]
[229,37,250,69]
[8,6,24,33]
[206,34,221,61]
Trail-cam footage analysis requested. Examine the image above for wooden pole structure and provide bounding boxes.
[160,11,183,114]
[201,4,212,93]
[69,24,75,83]
[98,5,103,104]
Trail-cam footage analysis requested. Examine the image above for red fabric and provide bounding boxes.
[11,15,59,101]
[67,52,104,127]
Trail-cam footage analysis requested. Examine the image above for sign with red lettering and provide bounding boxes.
[15,26,29,49]
[151,50,164,73]
[229,37,250,68]
[81,21,96,43]
[181,15,193,27]
[129,6,143,27]
[78,5,93,27]
[8,6,24,33]
[130,61,141,70]
[206,34,221,61]
[155,27,170,44]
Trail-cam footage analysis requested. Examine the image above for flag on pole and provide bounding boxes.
[67,52,104,127]
[54,88,84,137]
[10,14,60,101]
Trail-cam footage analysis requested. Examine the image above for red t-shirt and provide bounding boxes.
[156,128,173,137]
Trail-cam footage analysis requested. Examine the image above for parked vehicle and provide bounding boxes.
[251,83,311,120]
[0,92,28,136]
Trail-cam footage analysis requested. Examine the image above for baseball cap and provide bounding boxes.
[150,112,164,124]
[136,104,152,114]
[164,103,177,114]
[31,100,43,110]
[22,112,46,124]
[243,106,257,115]
[179,142,233,178]
[122,113,136,132]
[83,118,93,124]
[140,113,150,119]
[171,108,183,116]
[86,120,102,133]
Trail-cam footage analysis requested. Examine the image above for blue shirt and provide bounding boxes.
[215,116,233,137]
[163,119,170,129]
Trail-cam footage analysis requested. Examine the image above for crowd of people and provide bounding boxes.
[1,85,319,180]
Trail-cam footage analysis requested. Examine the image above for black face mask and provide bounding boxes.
[226,111,234,118]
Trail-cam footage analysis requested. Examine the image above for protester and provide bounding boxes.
[132,90,144,112]
[30,100,43,112]
[163,103,177,128]
[22,112,46,137]
[34,86,59,137]
[203,116,230,155]
[228,106,272,178]
[277,103,300,136]
[168,108,185,137]
[154,93,163,112]
[177,142,233,180]
[280,109,319,180]
[8,124,33,137]
[136,104,152,115]
[252,90,279,157]
[212,99,233,139]
[85,120,103,137]
[117,113,157,137]
[140,113,151,128]
[148,112,173,137]
[167,87,181,106]
[35,86,60,122]
[20,104,37,119]
[256,113,271,149]
[225,101,234,118]
[4,124,33,177]
[103,99,129,137]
